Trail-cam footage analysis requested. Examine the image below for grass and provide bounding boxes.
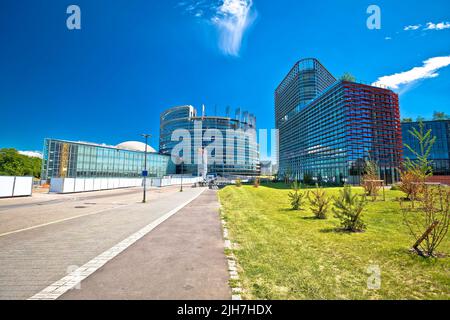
[218,183,450,300]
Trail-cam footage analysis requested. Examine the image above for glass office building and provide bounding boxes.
[402,120,450,175]
[275,58,402,184]
[41,139,176,180]
[160,105,259,176]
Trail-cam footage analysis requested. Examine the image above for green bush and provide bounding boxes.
[288,181,306,210]
[308,184,331,219]
[235,179,242,187]
[332,185,367,232]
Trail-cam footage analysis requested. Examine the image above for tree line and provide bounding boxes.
[0,148,42,178]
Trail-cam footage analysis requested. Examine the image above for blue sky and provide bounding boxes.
[0,0,449,155]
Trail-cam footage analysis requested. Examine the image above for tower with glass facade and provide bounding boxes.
[275,58,402,184]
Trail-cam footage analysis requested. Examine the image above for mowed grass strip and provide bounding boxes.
[218,184,450,300]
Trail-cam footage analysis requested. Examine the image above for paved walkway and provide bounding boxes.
[60,189,231,300]
[0,187,209,299]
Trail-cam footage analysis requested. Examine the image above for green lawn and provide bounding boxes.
[218,184,450,300]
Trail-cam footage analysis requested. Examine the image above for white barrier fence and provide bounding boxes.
[50,178,144,193]
[0,176,33,198]
[151,176,203,187]
[50,176,203,193]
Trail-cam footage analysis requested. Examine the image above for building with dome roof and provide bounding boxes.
[41,138,175,180]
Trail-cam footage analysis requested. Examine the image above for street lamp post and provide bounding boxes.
[180,157,183,192]
[141,133,151,203]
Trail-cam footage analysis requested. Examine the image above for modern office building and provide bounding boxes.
[260,160,274,176]
[41,139,176,180]
[402,120,450,178]
[160,105,259,176]
[275,58,402,184]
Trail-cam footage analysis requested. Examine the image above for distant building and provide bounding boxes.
[41,139,175,180]
[402,120,450,180]
[160,105,259,176]
[260,160,273,176]
[275,58,402,184]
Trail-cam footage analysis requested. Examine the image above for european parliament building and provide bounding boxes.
[41,139,175,180]
[160,105,259,176]
[275,58,403,184]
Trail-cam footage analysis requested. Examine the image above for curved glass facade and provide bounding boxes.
[42,139,175,180]
[160,105,259,176]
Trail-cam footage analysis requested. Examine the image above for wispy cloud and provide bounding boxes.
[212,0,255,56]
[403,21,450,31]
[373,55,450,90]
[178,0,256,57]
[18,151,43,159]
[424,21,450,30]
[404,24,421,31]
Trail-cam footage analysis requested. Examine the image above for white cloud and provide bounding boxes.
[404,24,421,31]
[178,0,256,57]
[212,0,255,56]
[424,21,450,30]
[403,21,450,31]
[372,55,450,90]
[18,151,43,159]
[385,36,392,40]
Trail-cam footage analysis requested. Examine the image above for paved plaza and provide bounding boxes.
[0,186,230,300]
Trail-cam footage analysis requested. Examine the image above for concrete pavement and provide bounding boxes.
[60,189,231,300]
[0,186,226,300]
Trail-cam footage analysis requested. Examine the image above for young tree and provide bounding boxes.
[361,159,381,200]
[432,111,450,121]
[253,177,260,188]
[288,180,306,211]
[340,72,356,82]
[333,185,367,232]
[308,184,331,219]
[400,121,436,200]
[401,186,449,257]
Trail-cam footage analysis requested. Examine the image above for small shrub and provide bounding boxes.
[308,184,331,219]
[288,181,306,211]
[399,169,424,200]
[361,160,381,201]
[235,179,242,187]
[333,185,367,232]
[253,177,260,188]
[401,185,450,257]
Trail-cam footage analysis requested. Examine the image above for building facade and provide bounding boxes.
[41,139,175,180]
[402,120,450,176]
[160,105,259,176]
[275,58,402,184]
